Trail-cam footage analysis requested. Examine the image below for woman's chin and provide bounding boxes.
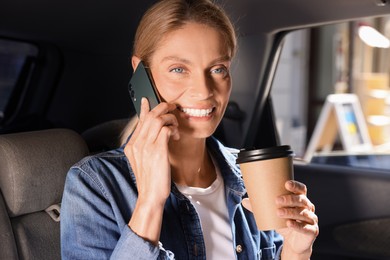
[178,126,217,140]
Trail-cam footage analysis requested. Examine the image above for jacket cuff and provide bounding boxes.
[275,245,283,260]
[110,225,160,259]
[110,225,174,260]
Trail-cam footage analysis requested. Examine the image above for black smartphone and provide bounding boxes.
[128,61,161,116]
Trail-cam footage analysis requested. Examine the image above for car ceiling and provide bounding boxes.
[1,0,390,54]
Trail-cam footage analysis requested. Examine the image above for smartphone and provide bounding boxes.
[128,61,161,116]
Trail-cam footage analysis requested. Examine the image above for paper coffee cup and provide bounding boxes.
[237,145,294,231]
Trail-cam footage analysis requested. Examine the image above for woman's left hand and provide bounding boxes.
[276,180,319,258]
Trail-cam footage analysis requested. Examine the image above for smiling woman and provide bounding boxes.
[3,0,390,259]
[60,0,318,259]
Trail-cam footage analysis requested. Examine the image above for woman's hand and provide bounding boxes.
[276,180,319,259]
[241,180,318,259]
[124,98,179,244]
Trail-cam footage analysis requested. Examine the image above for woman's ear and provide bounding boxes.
[131,56,141,71]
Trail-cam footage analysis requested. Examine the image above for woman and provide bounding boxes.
[61,0,319,259]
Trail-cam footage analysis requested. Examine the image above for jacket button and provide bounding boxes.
[236,244,243,253]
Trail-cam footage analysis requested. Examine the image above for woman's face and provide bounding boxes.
[141,22,232,139]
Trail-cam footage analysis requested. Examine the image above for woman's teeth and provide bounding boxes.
[181,108,213,117]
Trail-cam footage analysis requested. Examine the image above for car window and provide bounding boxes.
[272,16,390,170]
[0,38,38,121]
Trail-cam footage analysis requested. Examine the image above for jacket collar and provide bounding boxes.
[206,136,246,197]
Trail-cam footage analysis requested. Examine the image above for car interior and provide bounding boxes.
[1,0,390,259]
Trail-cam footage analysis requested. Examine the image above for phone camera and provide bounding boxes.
[130,89,136,101]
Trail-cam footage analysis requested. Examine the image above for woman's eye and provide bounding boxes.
[211,67,228,77]
[170,67,185,73]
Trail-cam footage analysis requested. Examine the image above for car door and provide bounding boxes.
[216,1,390,259]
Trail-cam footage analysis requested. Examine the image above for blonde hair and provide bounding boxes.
[120,115,139,145]
[133,0,237,64]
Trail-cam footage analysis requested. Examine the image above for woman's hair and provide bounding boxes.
[133,0,237,64]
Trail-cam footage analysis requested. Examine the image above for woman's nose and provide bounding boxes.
[188,74,214,100]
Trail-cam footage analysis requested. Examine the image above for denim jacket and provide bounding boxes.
[61,136,283,259]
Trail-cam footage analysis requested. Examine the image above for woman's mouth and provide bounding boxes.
[180,107,214,117]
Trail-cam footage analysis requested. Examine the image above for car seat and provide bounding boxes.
[0,129,89,260]
[82,118,131,153]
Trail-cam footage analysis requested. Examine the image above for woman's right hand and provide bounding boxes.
[124,98,179,244]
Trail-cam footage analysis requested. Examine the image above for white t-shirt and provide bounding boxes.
[176,165,235,259]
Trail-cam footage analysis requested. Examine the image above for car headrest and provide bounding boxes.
[82,118,131,153]
[0,129,89,217]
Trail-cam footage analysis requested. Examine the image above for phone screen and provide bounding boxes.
[128,61,161,116]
